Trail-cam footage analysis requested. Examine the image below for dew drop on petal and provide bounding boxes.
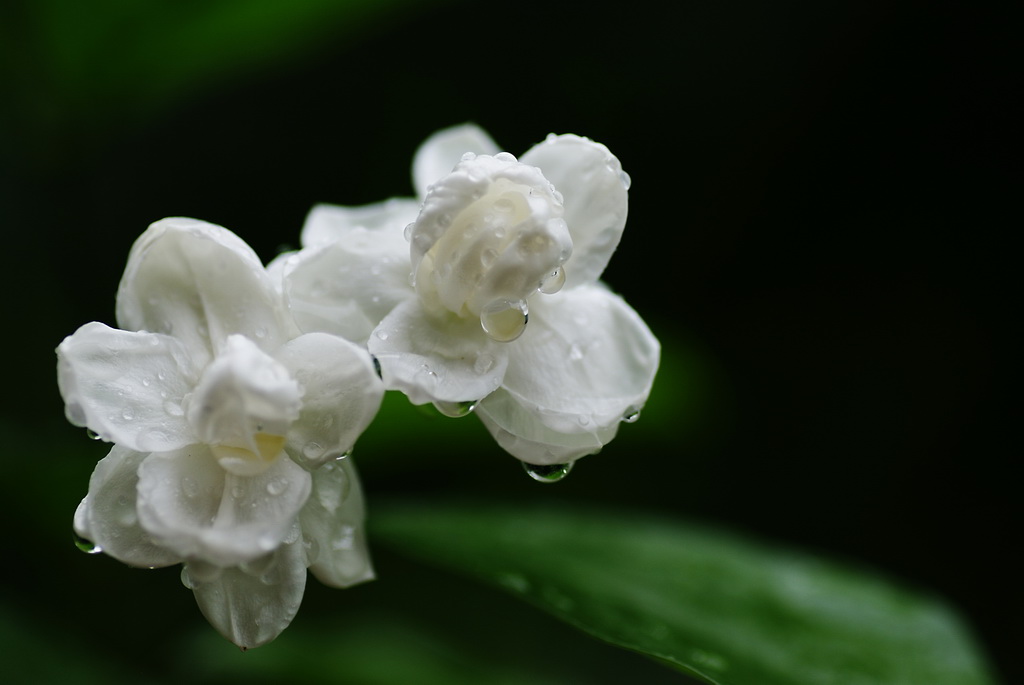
[622,406,642,423]
[619,170,632,190]
[86,428,102,441]
[163,400,184,417]
[481,299,528,342]
[473,353,496,374]
[522,461,574,483]
[266,478,289,496]
[538,266,566,294]
[374,330,390,341]
[73,530,102,554]
[302,442,325,461]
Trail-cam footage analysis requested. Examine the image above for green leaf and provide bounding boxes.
[372,503,998,685]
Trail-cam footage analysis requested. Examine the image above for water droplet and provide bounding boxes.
[538,266,566,294]
[157,371,167,381]
[163,400,184,417]
[231,485,245,498]
[481,299,528,342]
[374,330,389,341]
[335,450,352,461]
[73,530,102,554]
[403,222,415,241]
[480,247,498,267]
[622,406,642,423]
[460,151,476,161]
[522,461,574,483]
[303,442,324,461]
[619,170,632,190]
[86,428,102,441]
[266,478,289,496]
[569,343,585,361]
[121,407,135,421]
[419,364,438,379]
[494,151,517,163]
[141,377,151,387]
[254,326,267,339]
[434,399,478,417]
[493,197,515,213]
[577,415,590,427]
[474,353,496,374]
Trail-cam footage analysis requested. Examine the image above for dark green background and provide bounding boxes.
[1,0,1014,682]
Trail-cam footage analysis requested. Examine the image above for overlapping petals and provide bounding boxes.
[60,218,383,648]
[282,124,659,465]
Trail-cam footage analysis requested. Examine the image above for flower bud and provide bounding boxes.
[407,153,572,341]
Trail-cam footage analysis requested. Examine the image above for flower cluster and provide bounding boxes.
[57,125,659,648]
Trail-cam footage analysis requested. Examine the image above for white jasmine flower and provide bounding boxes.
[59,218,383,648]
[278,125,659,467]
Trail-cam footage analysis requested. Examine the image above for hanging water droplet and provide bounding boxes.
[73,530,102,554]
[481,299,528,342]
[523,461,574,483]
[334,449,352,461]
[622,406,642,423]
[86,428,102,441]
[538,266,566,294]
[433,399,479,417]
[619,170,632,190]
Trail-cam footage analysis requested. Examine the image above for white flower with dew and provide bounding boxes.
[59,218,383,648]
[277,124,660,468]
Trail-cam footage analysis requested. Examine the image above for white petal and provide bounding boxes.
[136,446,312,566]
[281,237,413,344]
[300,199,420,248]
[299,459,374,588]
[477,284,659,461]
[275,333,384,469]
[56,322,198,451]
[476,392,617,464]
[189,534,307,649]
[115,218,291,366]
[367,298,509,405]
[80,445,182,567]
[412,123,500,198]
[520,135,629,288]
